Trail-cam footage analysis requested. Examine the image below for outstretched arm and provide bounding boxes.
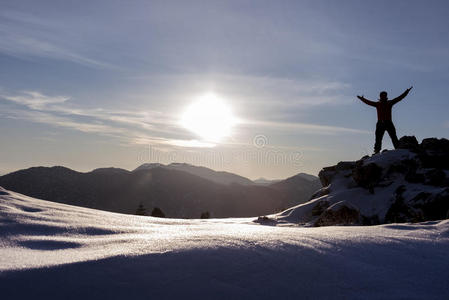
[357,95,377,107]
[391,86,413,105]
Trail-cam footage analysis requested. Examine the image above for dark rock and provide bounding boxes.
[410,191,432,203]
[424,169,447,187]
[387,158,424,184]
[335,161,357,171]
[397,136,419,151]
[421,138,449,152]
[385,185,422,223]
[387,159,418,175]
[419,138,449,169]
[318,166,337,187]
[377,180,394,187]
[322,166,336,172]
[413,188,449,221]
[404,172,425,184]
[254,215,277,225]
[419,153,449,169]
[314,203,360,226]
[352,163,383,189]
[311,200,330,216]
[309,187,330,200]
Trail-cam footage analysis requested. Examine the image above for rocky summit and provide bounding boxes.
[273,136,449,226]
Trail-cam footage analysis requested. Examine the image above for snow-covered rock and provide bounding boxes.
[275,136,449,226]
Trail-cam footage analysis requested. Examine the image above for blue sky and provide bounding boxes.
[1,0,448,179]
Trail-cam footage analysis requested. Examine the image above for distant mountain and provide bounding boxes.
[135,163,254,185]
[254,173,318,186]
[296,173,319,182]
[269,173,322,209]
[0,165,321,218]
[92,167,132,173]
[253,178,281,185]
[133,163,164,171]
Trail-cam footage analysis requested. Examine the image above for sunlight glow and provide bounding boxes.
[181,93,236,142]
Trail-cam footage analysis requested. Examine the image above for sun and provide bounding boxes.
[181,93,236,142]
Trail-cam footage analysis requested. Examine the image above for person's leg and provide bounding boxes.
[374,121,386,153]
[386,121,399,148]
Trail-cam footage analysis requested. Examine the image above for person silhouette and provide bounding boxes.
[357,86,413,154]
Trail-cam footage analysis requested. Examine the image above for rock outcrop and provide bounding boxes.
[275,136,449,226]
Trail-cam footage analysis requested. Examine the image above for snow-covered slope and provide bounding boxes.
[1,186,449,299]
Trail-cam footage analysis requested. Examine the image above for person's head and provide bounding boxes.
[379,91,388,101]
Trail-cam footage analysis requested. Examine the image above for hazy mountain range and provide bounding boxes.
[0,163,321,218]
[134,163,255,185]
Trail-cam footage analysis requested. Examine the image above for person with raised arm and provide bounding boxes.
[357,86,413,154]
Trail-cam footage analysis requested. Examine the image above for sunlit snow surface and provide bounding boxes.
[1,187,449,299]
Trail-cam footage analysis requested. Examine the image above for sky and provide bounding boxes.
[0,0,448,179]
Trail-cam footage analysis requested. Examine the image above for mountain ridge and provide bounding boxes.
[0,163,321,218]
[134,162,255,186]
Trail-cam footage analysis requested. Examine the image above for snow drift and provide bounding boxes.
[1,186,449,299]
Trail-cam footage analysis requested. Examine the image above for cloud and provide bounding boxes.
[0,10,112,68]
[164,139,216,148]
[3,108,126,137]
[0,90,176,132]
[134,73,352,108]
[242,119,370,135]
[0,90,199,147]
[1,88,368,152]
[1,91,69,109]
[220,74,351,107]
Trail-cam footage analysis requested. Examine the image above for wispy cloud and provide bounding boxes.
[242,119,370,135]
[1,89,239,151]
[2,91,69,109]
[3,106,206,150]
[1,89,368,152]
[164,139,216,148]
[0,90,175,131]
[221,74,352,107]
[4,108,126,137]
[0,90,186,145]
[0,10,112,68]
[133,73,352,108]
